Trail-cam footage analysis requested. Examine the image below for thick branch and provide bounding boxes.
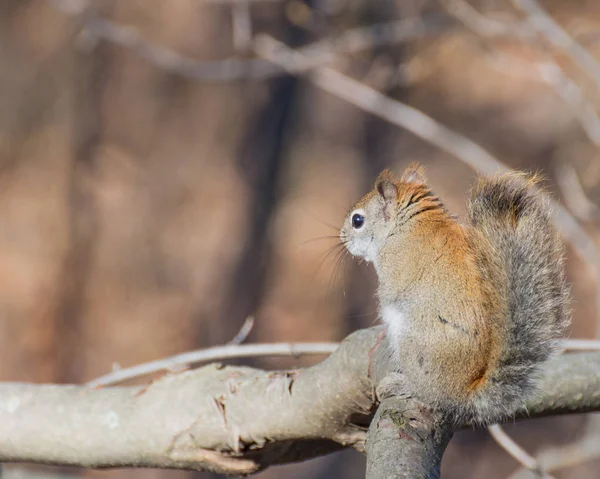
[0,328,599,475]
[366,397,452,479]
[0,328,379,475]
[523,350,600,417]
[364,345,600,478]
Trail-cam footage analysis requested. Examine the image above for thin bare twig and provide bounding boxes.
[206,0,281,3]
[295,16,451,69]
[48,0,87,15]
[255,35,508,175]
[497,337,600,478]
[527,58,600,146]
[91,317,255,382]
[444,0,600,148]
[78,13,278,81]
[49,0,276,80]
[231,0,252,53]
[442,0,532,39]
[48,0,450,82]
[556,163,600,223]
[86,342,339,388]
[561,338,600,351]
[508,416,600,479]
[511,0,600,89]
[228,316,255,345]
[537,61,600,147]
[488,424,554,478]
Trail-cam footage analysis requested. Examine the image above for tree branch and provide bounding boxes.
[0,328,379,475]
[86,341,339,388]
[48,0,449,82]
[1,327,600,475]
[365,397,452,479]
[488,424,552,478]
[511,0,600,89]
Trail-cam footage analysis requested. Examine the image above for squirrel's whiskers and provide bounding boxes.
[302,237,346,287]
[320,241,350,296]
[305,211,341,233]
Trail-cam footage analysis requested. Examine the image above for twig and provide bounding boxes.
[231,0,252,53]
[48,0,450,82]
[86,341,339,387]
[227,316,255,345]
[255,35,509,175]
[556,163,600,223]
[488,424,553,478]
[511,0,600,90]
[537,61,600,147]
[515,56,600,147]
[76,13,278,81]
[295,16,451,69]
[48,0,277,81]
[442,0,532,39]
[561,338,600,351]
[205,0,282,3]
[48,0,87,15]
[444,0,600,148]
[508,416,600,478]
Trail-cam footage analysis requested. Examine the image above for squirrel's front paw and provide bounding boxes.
[376,372,413,401]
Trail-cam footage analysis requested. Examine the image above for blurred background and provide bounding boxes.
[1,0,600,478]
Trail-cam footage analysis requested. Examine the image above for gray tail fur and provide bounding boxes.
[466,172,570,424]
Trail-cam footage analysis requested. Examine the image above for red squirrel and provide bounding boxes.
[340,163,570,424]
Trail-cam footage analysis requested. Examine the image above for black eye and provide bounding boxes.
[352,213,365,229]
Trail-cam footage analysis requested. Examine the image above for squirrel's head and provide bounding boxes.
[340,163,433,263]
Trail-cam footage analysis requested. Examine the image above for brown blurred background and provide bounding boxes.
[1,0,600,478]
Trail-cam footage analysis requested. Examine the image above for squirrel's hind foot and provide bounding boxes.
[376,372,413,401]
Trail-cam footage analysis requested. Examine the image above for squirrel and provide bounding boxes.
[340,163,570,425]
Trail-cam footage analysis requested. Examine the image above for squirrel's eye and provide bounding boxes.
[352,213,365,229]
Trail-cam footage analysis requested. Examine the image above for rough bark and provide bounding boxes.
[365,397,452,479]
[0,327,599,476]
[364,343,600,478]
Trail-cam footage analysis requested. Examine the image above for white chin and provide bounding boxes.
[347,244,372,263]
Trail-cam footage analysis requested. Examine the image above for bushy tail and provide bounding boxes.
[467,172,570,423]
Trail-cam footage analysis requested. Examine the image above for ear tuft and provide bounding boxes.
[401,162,427,185]
[375,170,398,202]
[376,169,396,184]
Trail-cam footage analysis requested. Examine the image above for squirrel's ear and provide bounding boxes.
[376,170,398,202]
[401,162,427,185]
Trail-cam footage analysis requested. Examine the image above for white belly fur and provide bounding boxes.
[381,304,407,350]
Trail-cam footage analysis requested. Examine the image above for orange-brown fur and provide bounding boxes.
[340,163,569,424]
